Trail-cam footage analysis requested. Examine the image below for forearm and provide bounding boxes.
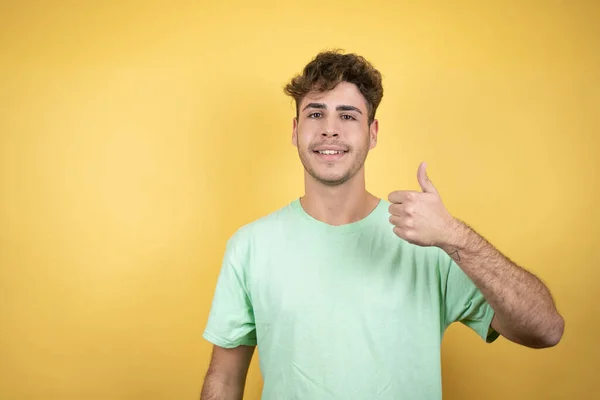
[200,372,245,400]
[439,218,564,348]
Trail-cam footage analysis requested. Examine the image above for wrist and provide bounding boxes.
[437,216,468,251]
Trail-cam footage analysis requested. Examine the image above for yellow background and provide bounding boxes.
[1,1,598,399]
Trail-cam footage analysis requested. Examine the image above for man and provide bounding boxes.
[200,50,564,399]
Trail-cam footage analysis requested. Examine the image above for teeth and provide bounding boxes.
[319,150,343,155]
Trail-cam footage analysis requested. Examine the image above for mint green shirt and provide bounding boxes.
[203,198,498,399]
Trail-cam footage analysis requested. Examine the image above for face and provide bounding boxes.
[292,82,379,187]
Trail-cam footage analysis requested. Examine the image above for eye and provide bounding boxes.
[341,114,356,120]
[308,112,322,118]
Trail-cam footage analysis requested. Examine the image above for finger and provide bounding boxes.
[388,203,405,216]
[388,190,420,204]
[393,225,419,244]
[393,225,414,241]
[389,214,403,227]
[417,161,437,194]
[393,225,405,239]
[389,214,413,229]
[389,203,417,219]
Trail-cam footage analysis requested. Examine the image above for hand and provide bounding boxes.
[388,162,456,247]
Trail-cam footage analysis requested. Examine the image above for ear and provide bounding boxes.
[292,117,298,147]
[369,119,379,149]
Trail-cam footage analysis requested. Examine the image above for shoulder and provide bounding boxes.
[225,200,298,251]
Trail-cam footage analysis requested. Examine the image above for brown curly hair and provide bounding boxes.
[284,50,384,125]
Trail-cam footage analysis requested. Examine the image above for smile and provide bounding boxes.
[316,150,345,155]
[313,149,348,161]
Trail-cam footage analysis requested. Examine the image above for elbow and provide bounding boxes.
[547,314,565,347]
[535,313,565,349]
[514,313,565,349]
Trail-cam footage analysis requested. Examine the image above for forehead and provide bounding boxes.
[300,82,368,112]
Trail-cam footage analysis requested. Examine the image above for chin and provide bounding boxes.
[310,170,352,186]
[319,177,350,186]
[300,155,361,186]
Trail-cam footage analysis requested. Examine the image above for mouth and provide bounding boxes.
[313,149,348,161]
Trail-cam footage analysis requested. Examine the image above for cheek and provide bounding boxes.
[347,127,370,146]
[296,127,317,147]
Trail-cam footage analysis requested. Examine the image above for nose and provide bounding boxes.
[321,128,339,138]
[321,115,340,137]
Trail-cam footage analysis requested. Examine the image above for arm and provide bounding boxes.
[388,161,565,349]
[201,345,255,400]
[439,218,564,348]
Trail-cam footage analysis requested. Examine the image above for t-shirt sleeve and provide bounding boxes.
[440,249,500,343]
[203,230,257,348]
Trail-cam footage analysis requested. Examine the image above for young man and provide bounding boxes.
[200,51,564,400]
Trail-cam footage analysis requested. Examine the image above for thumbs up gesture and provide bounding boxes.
[388,162,456,247]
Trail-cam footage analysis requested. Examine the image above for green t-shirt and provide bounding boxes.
[203,198,498,399]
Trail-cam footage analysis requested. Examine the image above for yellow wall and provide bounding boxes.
[1,1,597,399]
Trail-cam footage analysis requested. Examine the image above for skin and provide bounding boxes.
[200,81,565,399]
[200,345,254,400]
[388,164,565,348]
[291,81,381,226]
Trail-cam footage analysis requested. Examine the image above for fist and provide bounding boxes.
[388,162,455,247]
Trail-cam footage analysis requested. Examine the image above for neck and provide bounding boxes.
[300,171,380,226]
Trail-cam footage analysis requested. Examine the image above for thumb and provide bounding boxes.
[417,161,437,193]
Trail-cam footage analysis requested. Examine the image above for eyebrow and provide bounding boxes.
[302,103,363,115]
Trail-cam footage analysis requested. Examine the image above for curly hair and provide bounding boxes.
[284,50,384,124]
